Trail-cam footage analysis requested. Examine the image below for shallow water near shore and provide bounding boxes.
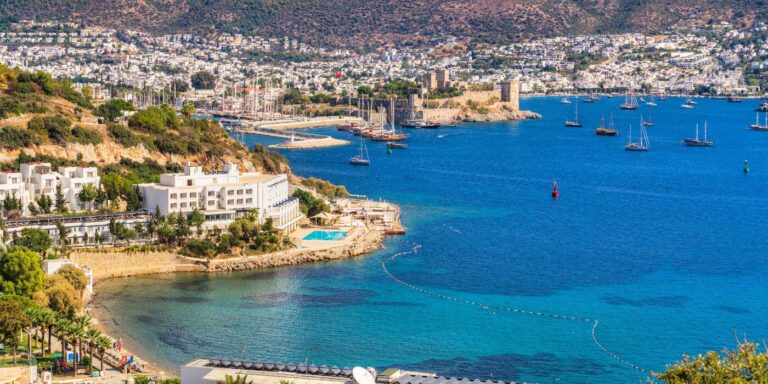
[95,97,768,383]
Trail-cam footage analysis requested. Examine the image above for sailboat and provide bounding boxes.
[619,89,639,110]
[349,134,370,165]
[595,114,618,136]
[371,98,408,141]
[625,118,649,151]
[684,122,714,146]
[681,96,696,109]
[645,96,657,107]
[642,114,654,127]
[750,111,768,131]
[560,97,572,104]
[583,92,599,103]
[565,103,583,127]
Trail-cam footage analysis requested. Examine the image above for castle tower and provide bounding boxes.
[500,79,520,111]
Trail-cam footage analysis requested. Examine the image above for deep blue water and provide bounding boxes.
[95,97,768,383]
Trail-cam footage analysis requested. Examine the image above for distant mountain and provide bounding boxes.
[1,0,765,48]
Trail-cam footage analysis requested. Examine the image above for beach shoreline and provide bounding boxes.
[81,223,387,376]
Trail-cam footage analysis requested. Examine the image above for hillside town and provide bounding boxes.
[1,20,767,100]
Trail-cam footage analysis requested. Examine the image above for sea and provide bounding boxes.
[94,97,768,383]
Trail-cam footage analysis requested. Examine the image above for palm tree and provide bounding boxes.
[94,335,112,373]
[23,307,41,357]
[53,318,72,361]
[222,374,254,384]
[85,328,101,373]
[38,309,58,356]
[69,316,89,376]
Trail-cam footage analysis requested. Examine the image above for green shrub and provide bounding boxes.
[70,126,103,145]
[154,136,187,154]
[0,126,41,150]
[27,115,72,145]
[107,124,141,147]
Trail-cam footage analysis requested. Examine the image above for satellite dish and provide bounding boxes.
[353,367,376,384]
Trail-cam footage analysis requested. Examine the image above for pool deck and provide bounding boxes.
[291,226,360,250]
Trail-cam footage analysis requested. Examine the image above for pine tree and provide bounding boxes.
[55,187,68,213]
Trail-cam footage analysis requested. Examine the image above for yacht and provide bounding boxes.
[595,114,618,136]
[625,119,649,151]
[750,112,768,131]
[565,103,583,127]
[619,89,639,110]
[349,135,370,166]
[683,122,713,146]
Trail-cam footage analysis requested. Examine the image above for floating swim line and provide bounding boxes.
[380,240,652,377]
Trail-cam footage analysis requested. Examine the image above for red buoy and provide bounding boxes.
[551,180,559,198]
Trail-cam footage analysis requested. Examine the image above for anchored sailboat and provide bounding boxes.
[595,113,618,136]
[684,122,714,146]
[750,112,768,131]
[619,89,639,110]
[625,118,649,151]
[349,134,370,165]
[565,103,583,127]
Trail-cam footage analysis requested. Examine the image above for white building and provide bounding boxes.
[0,162,101,214]
[140,163,302,231]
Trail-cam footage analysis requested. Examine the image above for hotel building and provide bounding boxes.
[0,162,101,215]
[140,162,302,231]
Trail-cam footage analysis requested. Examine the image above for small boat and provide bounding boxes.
[401,120,441,129]
[625,119,649,151]
[349,135,370,166]
[683,122,713,146]
[681,98,695,109]
[639,97,646,102]
[560,97,572,104]
[756,102,768,112]
[595,114,618,136]
[727,96,743,103]
[642,114,655,127]
[750,112,768,131]
[619,89,639,110]
[583,93,599,103]
[645,96,657,107]
[387,142,408,149]
[565,103,583,127]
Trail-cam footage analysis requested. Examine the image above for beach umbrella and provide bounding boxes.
[309,364,319,373]
[297,363,308,373]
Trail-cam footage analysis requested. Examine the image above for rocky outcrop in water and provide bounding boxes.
[463,110,542,122]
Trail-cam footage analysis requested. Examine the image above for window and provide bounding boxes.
[170,193,177,199]
[171,203,177,209]
[237,190,243,195]
[208,201,215,206]
[227,190,234,196]
[246,189,252,194]
[190,202,197,208]
[246,198,252,204]
[227,199,234,205]
[208,191,215,197]
[180,202,187,208]
[187,180,193,186]
[180,193,187,198]
[190,192,197,198]
[237,199,243,204]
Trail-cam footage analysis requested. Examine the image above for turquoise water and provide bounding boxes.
[94,97,768,383]
[303,230,348,241]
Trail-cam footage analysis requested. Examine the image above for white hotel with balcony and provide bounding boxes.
[139,162,302,232]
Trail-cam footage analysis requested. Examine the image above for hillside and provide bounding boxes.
[0,1,766,48]
[0,64,290,177]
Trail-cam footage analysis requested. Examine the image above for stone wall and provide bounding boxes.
[69,251,203,280]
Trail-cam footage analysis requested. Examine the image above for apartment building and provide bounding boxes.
[0,162,101,215]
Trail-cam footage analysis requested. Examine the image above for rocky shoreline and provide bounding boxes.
[463,109,542,122]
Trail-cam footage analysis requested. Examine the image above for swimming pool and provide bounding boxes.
[302,230,347,241]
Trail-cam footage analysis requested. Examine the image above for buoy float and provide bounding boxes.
[744,159,749,174]
[387,147,393,155]
[552,180,559,198]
